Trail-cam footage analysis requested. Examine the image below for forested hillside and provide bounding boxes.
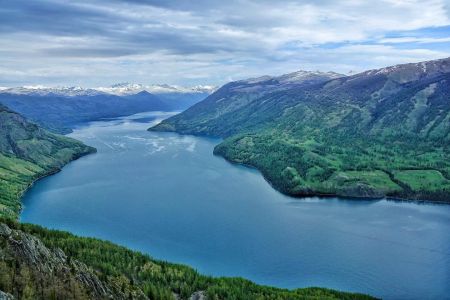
[0,219,376,300]
[0,104,95,218]
[151,58,450,202]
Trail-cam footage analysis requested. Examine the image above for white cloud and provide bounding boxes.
[378,37,450,44]
[0,0,449,86]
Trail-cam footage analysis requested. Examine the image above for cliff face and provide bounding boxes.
[0,223,134,299]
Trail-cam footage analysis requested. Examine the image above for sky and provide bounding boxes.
[0,0,450,87]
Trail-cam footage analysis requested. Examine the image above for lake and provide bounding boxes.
[21,111,450,300]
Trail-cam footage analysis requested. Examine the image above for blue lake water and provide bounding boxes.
[21,112,450,300]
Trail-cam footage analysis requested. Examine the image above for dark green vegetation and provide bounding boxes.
[0,219,376,300]
[0,104,95,218]
[0,91,206,134]
[151,58,450,202]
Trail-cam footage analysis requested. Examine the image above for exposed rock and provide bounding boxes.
[0,223,129,299]
[190,291,206,300]
[0,290,14,300]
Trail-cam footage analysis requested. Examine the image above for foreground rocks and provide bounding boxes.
[0,223,136,300]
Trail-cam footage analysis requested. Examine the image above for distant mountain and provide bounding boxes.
[0,85,104,97]
[1,83,217,97]
[151,59,450,202]
[96,82,217,96]
[0,83,215,133]
[0,92,168,133]
[0,104,95,218]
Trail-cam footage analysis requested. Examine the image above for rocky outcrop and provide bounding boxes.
[0,223,131,299]
[189,291,206,300]
[0,290,14,300]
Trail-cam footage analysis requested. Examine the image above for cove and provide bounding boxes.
[21,111,450,300]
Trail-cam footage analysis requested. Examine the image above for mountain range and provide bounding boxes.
[0,83,216,134]
[0,83,217,97]
[151,57,450,202]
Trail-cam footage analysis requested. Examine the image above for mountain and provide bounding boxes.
[93,83,217,114]
[151,59,450,202]
[0,220,375,300]
[0,83,217,97]
[0,92,168,133]
[0,104,95,218]
[95,82,216,96]
[0,85,104,97]
[0,83,216,133]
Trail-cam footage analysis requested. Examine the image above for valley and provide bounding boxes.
[0,109,379,300]
[2,1,449,299]
[1,58,450,300]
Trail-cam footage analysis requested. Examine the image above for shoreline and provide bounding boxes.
[149,127,450,205]
[11,123,378,299]
[216,151,450,205]
[16,148,97,220]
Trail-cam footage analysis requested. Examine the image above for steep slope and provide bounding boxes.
[152,71,344,136]
[0,220,376,300]
[151,58,450,202]
[0,104,95,218]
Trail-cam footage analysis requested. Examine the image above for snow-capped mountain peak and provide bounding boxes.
[277,70,344,83]
[0,86,103,96]
[238,70,345,86]
[96,83,216,95]
[0,83,217,97]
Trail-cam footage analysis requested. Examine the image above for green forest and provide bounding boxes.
[0,104,95,218]
[0,218,376,300]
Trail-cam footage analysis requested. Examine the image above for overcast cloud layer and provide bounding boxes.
[1,0,450,87]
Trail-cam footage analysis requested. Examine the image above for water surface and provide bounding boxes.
[21,112,450,300]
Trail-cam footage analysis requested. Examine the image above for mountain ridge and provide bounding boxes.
[1,83,217,97]
[151,57,450,202]
[0,85,212,134]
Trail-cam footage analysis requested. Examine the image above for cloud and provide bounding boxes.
[0,0,449,86]
[379,37,450,44]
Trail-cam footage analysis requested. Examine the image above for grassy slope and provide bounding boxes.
[151,58,450,202]
[0,105,95,218]
[1,218,376,300]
